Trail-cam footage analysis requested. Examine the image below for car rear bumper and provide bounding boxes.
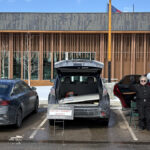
[74,106,109,118]
[0,106,15,125]
[0,116,12,125]
[47,104,110,120]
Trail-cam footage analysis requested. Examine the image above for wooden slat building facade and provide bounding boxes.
[0,12,150,85]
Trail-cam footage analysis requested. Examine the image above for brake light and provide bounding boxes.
[0,100,10,106]
[101,111,106,117]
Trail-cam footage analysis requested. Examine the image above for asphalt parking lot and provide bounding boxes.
[0,105,150,150]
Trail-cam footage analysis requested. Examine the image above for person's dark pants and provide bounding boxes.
[137,101,150,130]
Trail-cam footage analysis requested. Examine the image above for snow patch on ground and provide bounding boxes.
[35,86,52,101]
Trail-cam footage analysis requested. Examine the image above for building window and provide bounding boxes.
[31,52,39,80]
[23,51,39,80]
[43,52,51,80]
[68,52,96,60]
[1,50,8,79]
[23,51,28,80]
[13,51,21,79]
[61,52,66,60]
[91,53,96,60]
[53,52,59,78]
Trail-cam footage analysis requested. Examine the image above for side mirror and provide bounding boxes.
[11,88,17,96]
[11,92,15,96]
[31,87,36,91]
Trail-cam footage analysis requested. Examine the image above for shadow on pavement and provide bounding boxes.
[0,107,47,131]
[49,109,118,130]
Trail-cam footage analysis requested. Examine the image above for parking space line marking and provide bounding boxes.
[29,117,47,139]
[119,110,138,141]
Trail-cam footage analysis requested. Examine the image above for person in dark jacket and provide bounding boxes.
[130,75,150,130]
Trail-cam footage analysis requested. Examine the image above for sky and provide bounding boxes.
[0,0,149,13]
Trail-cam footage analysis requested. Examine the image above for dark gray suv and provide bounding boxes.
[47,60,110,125]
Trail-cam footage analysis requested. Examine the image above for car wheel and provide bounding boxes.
[15,109,22,128]
[49,119,54,126]
[103,118,109,126]
[33,100,39,113]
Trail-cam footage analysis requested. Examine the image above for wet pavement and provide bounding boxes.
[0,107,150,149]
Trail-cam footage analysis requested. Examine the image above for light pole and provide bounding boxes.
[108,0,112,83]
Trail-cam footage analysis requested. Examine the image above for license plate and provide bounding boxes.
[49,109,72,116]
[47,104,74,120]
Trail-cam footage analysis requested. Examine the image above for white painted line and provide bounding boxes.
[119,110,138,141]
[32,128,45,130]
[29,117,47,139]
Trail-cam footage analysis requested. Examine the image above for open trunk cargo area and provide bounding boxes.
[58,75,100,105]
[59,94,100,105]
[55,60,104,105]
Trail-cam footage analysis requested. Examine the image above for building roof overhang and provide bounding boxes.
[0,13,150,32]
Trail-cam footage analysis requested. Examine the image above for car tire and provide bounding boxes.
[15,108,22,128]
[103,118,109,126]
[33,100,39,113]
[49,119,54,126]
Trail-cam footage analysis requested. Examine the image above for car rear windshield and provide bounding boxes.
[0,83,11,95]
[60,76,97,83]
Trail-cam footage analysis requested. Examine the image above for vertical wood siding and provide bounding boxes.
[0,32,150,83]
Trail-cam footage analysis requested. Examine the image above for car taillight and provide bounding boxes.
[101,111,106,117]
[0,100,10,106]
